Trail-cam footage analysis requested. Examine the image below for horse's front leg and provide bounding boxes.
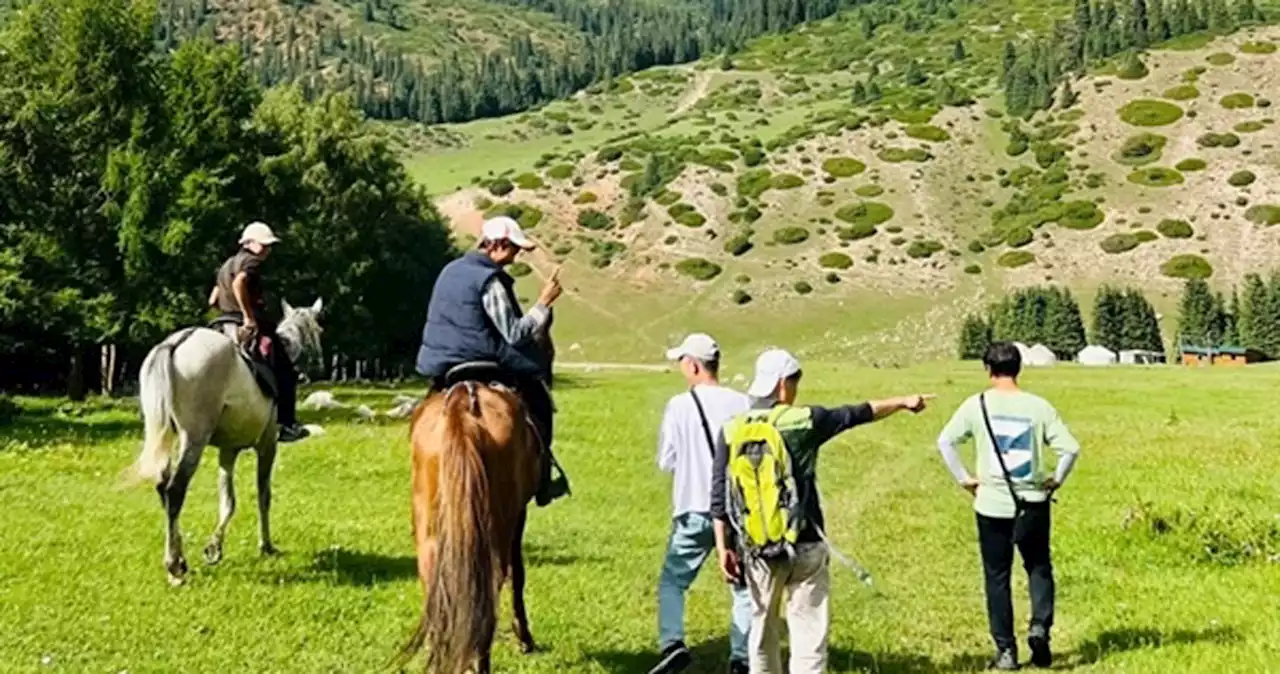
[162,435,205,585]
[511,508,536,653]
[204,447,239,565]
[255,439,279,556]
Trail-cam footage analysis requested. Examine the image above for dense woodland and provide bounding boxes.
[958,274,1280,362]
[0,0,456,397]
[151,0,975,125]
[1001,0,1266,117]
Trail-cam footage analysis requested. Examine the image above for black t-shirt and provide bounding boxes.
[215,250,266,315]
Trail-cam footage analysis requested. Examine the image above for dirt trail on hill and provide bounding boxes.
[672,70,713,117]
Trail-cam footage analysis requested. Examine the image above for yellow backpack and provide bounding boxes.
[724,406,802,561]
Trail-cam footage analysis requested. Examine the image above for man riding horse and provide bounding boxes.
[415,216,569,507]
[208,222,308,443]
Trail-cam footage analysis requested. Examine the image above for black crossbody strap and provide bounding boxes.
[689,388,718,458]
[979,393,1026,512]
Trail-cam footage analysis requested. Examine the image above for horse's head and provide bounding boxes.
[278,297,325,367]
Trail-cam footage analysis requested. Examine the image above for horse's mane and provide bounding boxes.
[278,307,323,365]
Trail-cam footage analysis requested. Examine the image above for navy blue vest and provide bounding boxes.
[415,252,546,379]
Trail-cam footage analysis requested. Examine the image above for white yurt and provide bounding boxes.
[1077,345,1118,366]
[1119,349,1165,365]
[1012,342,1032,362]
[1026,344,1058,367]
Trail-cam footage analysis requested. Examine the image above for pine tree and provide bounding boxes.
[1237,0,1262,22]
[1132,0,1150,47]
[1238,273,1266,350]
[1002,41,1018,84]
[1222,289,1241,345]
[1092,285,1125,351]
[866,79,883,101]
[957,314,992,360]
[1059,79,1080,109]
[952,39,967,61]
[1118,51,1149,79]
[851,80,867,104]
[1176,278,1219,349]
[904,59,927,86]
[1149,0,1170,41]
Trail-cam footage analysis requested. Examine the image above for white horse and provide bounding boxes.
[128,298,325,585]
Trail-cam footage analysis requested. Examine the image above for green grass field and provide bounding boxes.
[4,363,1280,672]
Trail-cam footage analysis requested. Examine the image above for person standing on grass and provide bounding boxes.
[651,333,752,674]
[710,348,933,674]
[935,341,1081,671]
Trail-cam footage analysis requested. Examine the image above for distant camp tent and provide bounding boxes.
[1077,345,1117,366]
[1026,344,1057,367]
[1012,342,1032,362]
[1119,349,1165,365]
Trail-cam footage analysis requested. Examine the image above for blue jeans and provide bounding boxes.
[658,511,752,662]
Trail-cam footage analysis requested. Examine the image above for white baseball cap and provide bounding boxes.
[665,333,720,363]
[239,221,280,246]
[481,216,535,250]
[747,348,802,398]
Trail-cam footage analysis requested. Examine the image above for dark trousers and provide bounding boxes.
[976,504,1054,651]
[217,314,298,427]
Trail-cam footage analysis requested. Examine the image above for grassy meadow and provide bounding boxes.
[3,362,1280,673]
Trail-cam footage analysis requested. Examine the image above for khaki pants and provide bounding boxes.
[744,542,830,674]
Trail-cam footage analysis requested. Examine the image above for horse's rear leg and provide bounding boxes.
[255,439,279,555]
[161,434,206,585]
[511,508,536,654]
[203,447,239,566]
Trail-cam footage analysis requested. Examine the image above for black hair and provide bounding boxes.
[983,342,1022,379]
[691,357,720,377]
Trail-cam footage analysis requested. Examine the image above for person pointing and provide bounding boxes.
[415,216,570,506]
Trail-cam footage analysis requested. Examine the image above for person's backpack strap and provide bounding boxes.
[978,393,1026,512]
[689,388,718,458]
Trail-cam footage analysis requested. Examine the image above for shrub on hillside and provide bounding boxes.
[514,173,544,190]
[677,212,707,227]
[597,146,624,162]
[1234,120,1265,133]
[906,240,944,259]
[1221,93,1256,109]
[997,251,1036,268]
[675,258,723,281]
[964,263,983,274]
[737,168,774,199]
[1207,52,1236,66]
[731,289,753,305]
[577,209,614,230]
[1197,132,1241,148]
[1245,204,1280,225]
[967,240,986,253]
[1175,158,1207,171]
[1117,100,1184,127]
[488,177,514,197]
[1160,254,1213,279]
[773,227,811,245]
[835,201,895,227]
[1241,41,1278,54]
[822,157,867,178]
[905,124,951,142]
[794,281,814,295]
[1228,170,1257,187]
[1157,219,1194,238]
[772,173,805,190]
[508,262,533,278]
[1128,167,1185,187]
[1113,133,1168,165]
[1005,227,1034,248]
[877,147,931,163]
[724,233,754,256]
[710,182,729,196]
[1134,230,1158,243]
[1100,233,1141,254]
[837,222,878,241]
[655,190,682,206]
[484,202,544,230]
[547,164,575,180]
[574,192,598,204]
[855,184,884,197]
[819,252,854,269]
[1117,52,1149,80]
[1163,84,1200,101]
[1058,200,1106,230]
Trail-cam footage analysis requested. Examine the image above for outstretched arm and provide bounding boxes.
[809,394,934,445]
[481,277,549,346]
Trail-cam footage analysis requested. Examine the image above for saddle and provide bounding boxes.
[440,361,547,449]
[208,316,278,399]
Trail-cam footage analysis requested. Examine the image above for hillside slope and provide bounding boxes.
[420,18,1280,363]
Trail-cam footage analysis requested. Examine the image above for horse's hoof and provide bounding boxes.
[203,541,223,566]
[166,558,189,586]
[259,543,280,557]
[518,639,537,655]
[167,574,186,587]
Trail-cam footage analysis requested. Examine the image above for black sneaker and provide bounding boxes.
[648,641,691,674]
[535,472,571,507]
[988,649,1020,671]
[728,659,749,674]
[1028,626,1052,668]
[278,424,310,443]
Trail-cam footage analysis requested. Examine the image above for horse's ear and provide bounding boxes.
[282,299,294,316]
[311,297,324,315]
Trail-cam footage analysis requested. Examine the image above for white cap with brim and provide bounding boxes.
[240,221,280,246]
[747,348,802,398]
[481,215,536,250]
[665,333,720,363]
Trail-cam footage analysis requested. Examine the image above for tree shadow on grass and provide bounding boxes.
[2,404,141,451]
[1062,625,1242,667]
[588,638,989,673]
[266,541,602,587]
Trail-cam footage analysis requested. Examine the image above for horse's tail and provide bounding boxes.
[401,388,496,674]
[126,335,183,486]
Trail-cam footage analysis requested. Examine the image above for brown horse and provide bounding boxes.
[400,378,542,674]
